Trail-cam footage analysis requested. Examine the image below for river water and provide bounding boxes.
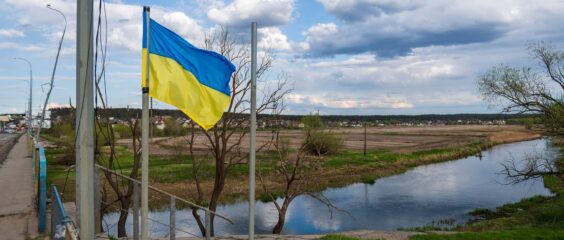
[105,138,557,237]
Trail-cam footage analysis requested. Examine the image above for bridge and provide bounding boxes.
[0,134,38,239]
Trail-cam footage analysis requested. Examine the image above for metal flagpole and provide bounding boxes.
[76,0,95,238]
[248,21,257,240]
[141,6,151,240]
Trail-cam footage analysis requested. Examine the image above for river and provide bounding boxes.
[105,138,557,237]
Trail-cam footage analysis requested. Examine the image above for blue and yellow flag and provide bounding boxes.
[142,9,235,130]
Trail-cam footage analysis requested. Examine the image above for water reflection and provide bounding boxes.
[105,139,555,237]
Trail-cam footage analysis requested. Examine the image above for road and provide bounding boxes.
[0,133,21,164]
[0,134,37,239]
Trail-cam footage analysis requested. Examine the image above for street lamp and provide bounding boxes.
[14,57,32,136]
[36,4,68,140]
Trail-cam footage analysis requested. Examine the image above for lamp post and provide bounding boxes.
[14,57,32,136]
[36,4,68,140]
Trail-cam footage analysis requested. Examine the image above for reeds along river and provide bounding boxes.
[105,138,557,237]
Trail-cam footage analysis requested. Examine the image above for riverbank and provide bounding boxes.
[151,125,541,205]
[44,125,540,206]
[410,138,564,240]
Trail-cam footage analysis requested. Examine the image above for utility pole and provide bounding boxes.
[76,0,95,239]
[248,21,257,240]
[364,122,367,156]
[14,58,32,136]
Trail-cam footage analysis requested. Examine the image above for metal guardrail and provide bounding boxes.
[33,140,47,233]
[51,185,78,240]
[96,164,233,239]
[31,136,77,238]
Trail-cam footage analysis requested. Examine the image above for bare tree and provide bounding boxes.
[479,42,564,185]
[186,27,291,236]
[258,131,345,234]
[96,108,142,238]
[478,43,563,133]
[501,152,563,184]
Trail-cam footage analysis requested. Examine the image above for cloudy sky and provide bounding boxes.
[1,0,563,115]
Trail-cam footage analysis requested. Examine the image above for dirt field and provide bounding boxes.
[122,125,540,156]
[102,125,543,207]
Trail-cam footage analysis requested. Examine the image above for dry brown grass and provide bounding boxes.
[124,125,541,205]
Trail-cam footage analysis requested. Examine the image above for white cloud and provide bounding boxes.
[207,0,295,28]
[0,29,24,37]
[286,93,414,109]
[47,102,69,109]
[160,11,205,45]
[0,42,43,51]
[304,0,564,57]
[258,27,291,51]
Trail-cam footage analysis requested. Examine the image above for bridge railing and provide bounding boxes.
[32,137,77,238]
[32,141,47,233]
[51,185,78,240]
[96,164,234,239]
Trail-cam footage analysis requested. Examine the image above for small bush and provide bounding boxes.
[304,130,342,156]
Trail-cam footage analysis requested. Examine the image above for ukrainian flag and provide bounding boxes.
[142,9,235,130]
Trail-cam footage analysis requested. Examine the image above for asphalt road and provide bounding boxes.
[0,133,21,164]
[0,133,19,144]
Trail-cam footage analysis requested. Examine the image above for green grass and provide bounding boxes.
[361,175,376,184]
[323,141,487,169]
[321,234,384,240]
[412,228,564,240]
[409,152,564,239]
[44,135,491,204]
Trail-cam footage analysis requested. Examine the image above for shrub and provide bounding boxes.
[304,130,342,156]
[163,118,187,136]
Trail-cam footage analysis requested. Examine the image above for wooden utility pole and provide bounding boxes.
[364,122,367,156]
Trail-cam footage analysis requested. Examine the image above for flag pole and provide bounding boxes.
[249,21,257,240]
[141,6,151,240]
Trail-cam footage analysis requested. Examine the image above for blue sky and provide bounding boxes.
[1,0,563,115]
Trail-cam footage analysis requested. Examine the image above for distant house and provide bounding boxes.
[0,115,10,130]
[180,119,193,128]
[153,117,166,130]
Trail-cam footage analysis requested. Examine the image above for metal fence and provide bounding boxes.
[51,185,78,240]
[32,141,47,233]
[96,164,233,239]
[31,137,77,239]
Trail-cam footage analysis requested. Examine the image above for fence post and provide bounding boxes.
[170,196,176,240]
[34,144,39,197]
[94,167,101,233]
[205,209,211,240]
[133,182,140,240]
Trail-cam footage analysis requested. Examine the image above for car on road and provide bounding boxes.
[2,128,17,134]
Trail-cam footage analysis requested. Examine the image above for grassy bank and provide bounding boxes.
[45,131,535,206]
[409,142,564,240]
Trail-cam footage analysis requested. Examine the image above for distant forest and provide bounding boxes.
[50,107,539,123]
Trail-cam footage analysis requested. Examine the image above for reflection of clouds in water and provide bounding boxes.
[255,199,287,230]
[104,139,555,236]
